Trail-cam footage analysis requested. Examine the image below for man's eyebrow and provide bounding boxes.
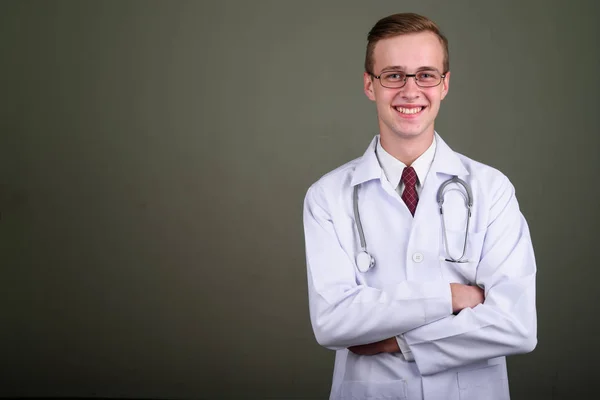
[380,66,406,72]
[380,66,441,72]
[416,66,441,71]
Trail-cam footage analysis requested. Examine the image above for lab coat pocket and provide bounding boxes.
[340,379,408,400]
[457,364,507,400]
[439,229,485,284]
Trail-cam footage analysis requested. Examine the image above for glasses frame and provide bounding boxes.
[370,70,447,89]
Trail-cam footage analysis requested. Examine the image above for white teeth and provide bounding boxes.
[396,106,423,114]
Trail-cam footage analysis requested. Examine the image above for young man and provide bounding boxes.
[303,13,537,400]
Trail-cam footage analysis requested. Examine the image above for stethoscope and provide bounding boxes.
[353,176,473,273]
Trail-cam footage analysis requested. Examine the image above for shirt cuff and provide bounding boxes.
[396,334,415,362]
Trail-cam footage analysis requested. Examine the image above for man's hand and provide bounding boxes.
[450,283,485,314]
[348,337,400,356]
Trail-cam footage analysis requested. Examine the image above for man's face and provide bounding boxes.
[364,32,450,142]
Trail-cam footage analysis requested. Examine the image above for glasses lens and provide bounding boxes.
[415,71,441,87]
[380,72,406,88]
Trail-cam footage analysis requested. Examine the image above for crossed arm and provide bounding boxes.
[348,283,485,355]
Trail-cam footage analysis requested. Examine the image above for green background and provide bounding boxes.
[1,1,598,399]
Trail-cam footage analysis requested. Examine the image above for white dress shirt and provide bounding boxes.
[375,135,437,361]
[376,135,437,198]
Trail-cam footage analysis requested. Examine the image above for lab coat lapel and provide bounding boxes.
[415,133,470,220]
[350,136,400,199]
[409,134,470,280]
[351,136,383,187]
[430,133,470,178]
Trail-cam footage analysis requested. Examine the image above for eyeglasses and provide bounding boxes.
[370,70,446,89]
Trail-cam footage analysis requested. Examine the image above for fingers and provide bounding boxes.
[348,338,399,355]
[451,283,484,313]
[348,344,378,356]
[349,342,381,356]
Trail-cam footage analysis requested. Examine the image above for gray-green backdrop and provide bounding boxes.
[1,1,599,399]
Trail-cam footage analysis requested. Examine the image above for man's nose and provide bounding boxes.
[400,76,420,98]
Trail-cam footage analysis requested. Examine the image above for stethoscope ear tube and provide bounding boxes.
[437,176,473,262]
[436,176,473,208]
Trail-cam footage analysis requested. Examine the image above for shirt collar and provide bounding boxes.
[376,135,437,188]
[351,132,469,187]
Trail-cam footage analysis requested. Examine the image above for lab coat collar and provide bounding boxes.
[351,132,469,187]
[430,132,470,177]
[350,136,384,186]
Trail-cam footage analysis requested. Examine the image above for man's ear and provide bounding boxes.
[363,72,376,101]
[441,71,450,100]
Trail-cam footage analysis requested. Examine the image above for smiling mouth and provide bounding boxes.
[394,106,425,115]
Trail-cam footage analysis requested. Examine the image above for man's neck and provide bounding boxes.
[379,132,435,166]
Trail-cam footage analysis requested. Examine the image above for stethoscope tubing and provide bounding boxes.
[353,175,473,271]
[353,185,368,252]
[438,177,472,263]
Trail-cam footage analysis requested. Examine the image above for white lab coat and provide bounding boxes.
[303,133,537,400]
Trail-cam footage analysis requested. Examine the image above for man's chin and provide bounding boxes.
[388,129,432,141]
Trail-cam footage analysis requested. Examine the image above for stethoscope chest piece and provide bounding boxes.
[356,251,375,273]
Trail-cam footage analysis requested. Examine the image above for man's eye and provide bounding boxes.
[417,72,439,81]
[385,73,404,81]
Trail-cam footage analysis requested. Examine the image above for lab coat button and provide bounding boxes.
[412,253,424,263]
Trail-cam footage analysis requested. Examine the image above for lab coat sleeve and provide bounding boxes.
[304,183,453,350]
[401,176,537,375]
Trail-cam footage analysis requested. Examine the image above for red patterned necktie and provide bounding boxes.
[401,166,418,216]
